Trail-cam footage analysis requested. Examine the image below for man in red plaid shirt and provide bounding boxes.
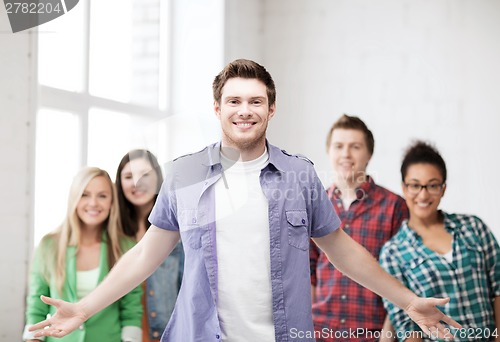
[310,114,408,341]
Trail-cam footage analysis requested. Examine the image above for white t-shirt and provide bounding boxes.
[441,249,453,262]
[214,148,275,341]
[76,267,99,300]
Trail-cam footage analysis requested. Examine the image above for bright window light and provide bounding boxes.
[34,109,80,245]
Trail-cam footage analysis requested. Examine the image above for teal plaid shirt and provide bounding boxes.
[380,212,500,342]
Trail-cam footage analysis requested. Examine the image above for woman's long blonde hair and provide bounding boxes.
[40,167,125,293]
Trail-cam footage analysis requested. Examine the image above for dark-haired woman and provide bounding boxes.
[116,150,184,342]
[380,141,500,341]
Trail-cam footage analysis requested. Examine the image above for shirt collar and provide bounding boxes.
[400,220,418,244]
[441,211,456,233]
[203,140,285,172]
[329,175,376,200]
[402,210,452,243]
[266,141,287,172]
[203,141,222,167]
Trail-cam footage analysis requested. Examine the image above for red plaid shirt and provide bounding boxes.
[310,176,408,342]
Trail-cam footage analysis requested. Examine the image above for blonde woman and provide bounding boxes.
[23,167,142,342]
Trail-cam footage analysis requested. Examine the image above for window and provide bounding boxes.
[34,109,80,245]
[35,0,171,245]
[35,0,224,246]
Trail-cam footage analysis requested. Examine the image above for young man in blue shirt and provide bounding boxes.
[30,59,460,342]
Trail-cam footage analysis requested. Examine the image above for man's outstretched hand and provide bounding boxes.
[29,295,89,339]
[405,297,462,339]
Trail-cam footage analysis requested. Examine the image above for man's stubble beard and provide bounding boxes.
[222,123,268,153]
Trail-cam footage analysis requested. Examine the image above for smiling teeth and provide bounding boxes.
[236,123,252,127]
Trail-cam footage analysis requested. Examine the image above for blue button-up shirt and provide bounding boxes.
[149,141,341,341]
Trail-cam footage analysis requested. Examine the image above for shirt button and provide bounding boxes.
[344,224,350,229]
[79,325,84,330]
[149,290,155,296]
[216,334,220,339]
[192,218,197,223]
[340,318,346,324]
[341,294,347,300]
[153,331,160,338]
[150,311,157,318]
[301,219,306,224]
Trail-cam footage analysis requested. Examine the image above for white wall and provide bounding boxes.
[163,0,224,158]
[224,0,264,63]
[226,0,500,236]
[0,7,36,340]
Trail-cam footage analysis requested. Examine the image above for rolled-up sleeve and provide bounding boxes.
[475,216,500,297]
[309,172,341,238]
[149,170,179,232]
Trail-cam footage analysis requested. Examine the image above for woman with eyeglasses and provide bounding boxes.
[379,141,500,341]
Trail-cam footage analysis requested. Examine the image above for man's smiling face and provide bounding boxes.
[214,77,275,154]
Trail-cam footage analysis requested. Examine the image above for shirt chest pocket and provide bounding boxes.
[461,237,485,272]
[179,209,202,249]
[286,210,309,251]
[403,257,435,296]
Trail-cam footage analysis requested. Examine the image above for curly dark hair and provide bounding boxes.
[401,141,447,182]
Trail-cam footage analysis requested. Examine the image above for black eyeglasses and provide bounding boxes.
[404,183,445,195]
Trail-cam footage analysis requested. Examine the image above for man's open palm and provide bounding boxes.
[29,295,88,339]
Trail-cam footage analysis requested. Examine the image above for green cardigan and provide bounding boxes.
[25,234,142,342]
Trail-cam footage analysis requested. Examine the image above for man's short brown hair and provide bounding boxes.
[325,114,375,155]
[212,59,276,108]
